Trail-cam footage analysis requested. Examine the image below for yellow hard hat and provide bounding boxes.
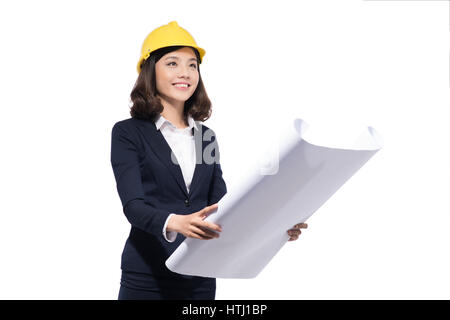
[136,21,206,74]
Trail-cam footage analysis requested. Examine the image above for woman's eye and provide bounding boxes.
[166,62,197,69]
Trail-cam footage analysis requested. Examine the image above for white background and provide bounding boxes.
[0,0,448,299]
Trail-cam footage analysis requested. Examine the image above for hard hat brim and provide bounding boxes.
[136,45,205,74]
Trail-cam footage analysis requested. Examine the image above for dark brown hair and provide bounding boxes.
[129,45,212,124]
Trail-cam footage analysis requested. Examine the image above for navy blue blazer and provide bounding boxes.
[110,117,227,282]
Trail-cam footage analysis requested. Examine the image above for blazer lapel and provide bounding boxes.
[188,125,207,197]
[136,119,207,199]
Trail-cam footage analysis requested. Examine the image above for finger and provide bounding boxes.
[294,223,308,229]
[199,204,219,217]
[198,225,220,238]
[207,203,219,212]
[187,231,204,240]
[199,220,222,233]
[193,215,222,232]
[188,230,213,240]
[198,226,221,238]
[190,225,219,239]
[287,230,301,236]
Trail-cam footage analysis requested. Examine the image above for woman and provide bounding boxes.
[111,21,307,300]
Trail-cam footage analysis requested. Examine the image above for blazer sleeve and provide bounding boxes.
[110,122,171,237]
[207,133,227,206]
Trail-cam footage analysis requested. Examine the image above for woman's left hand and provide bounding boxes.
[287,222,308,241]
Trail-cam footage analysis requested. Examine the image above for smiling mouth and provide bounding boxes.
[173,83,190,88]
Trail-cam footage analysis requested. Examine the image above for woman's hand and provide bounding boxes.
[287,222,308,241]
[167,203,222,240]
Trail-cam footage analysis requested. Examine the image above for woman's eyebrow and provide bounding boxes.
[164,56,197,62]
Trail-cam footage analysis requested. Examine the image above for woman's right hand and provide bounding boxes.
[167,203,222,240]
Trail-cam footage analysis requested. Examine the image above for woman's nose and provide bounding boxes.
[177,65,191,78]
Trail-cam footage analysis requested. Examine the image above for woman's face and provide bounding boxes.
[155,47,199,105]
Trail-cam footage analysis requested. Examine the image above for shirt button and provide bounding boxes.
[184,199,190,207]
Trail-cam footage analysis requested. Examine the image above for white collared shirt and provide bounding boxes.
[155,114,199,242]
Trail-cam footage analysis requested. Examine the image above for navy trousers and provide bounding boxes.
[118,270,216,300]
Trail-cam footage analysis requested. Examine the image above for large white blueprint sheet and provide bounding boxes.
[166,118,383,279]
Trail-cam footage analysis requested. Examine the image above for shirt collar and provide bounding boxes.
[155,114,199,132]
